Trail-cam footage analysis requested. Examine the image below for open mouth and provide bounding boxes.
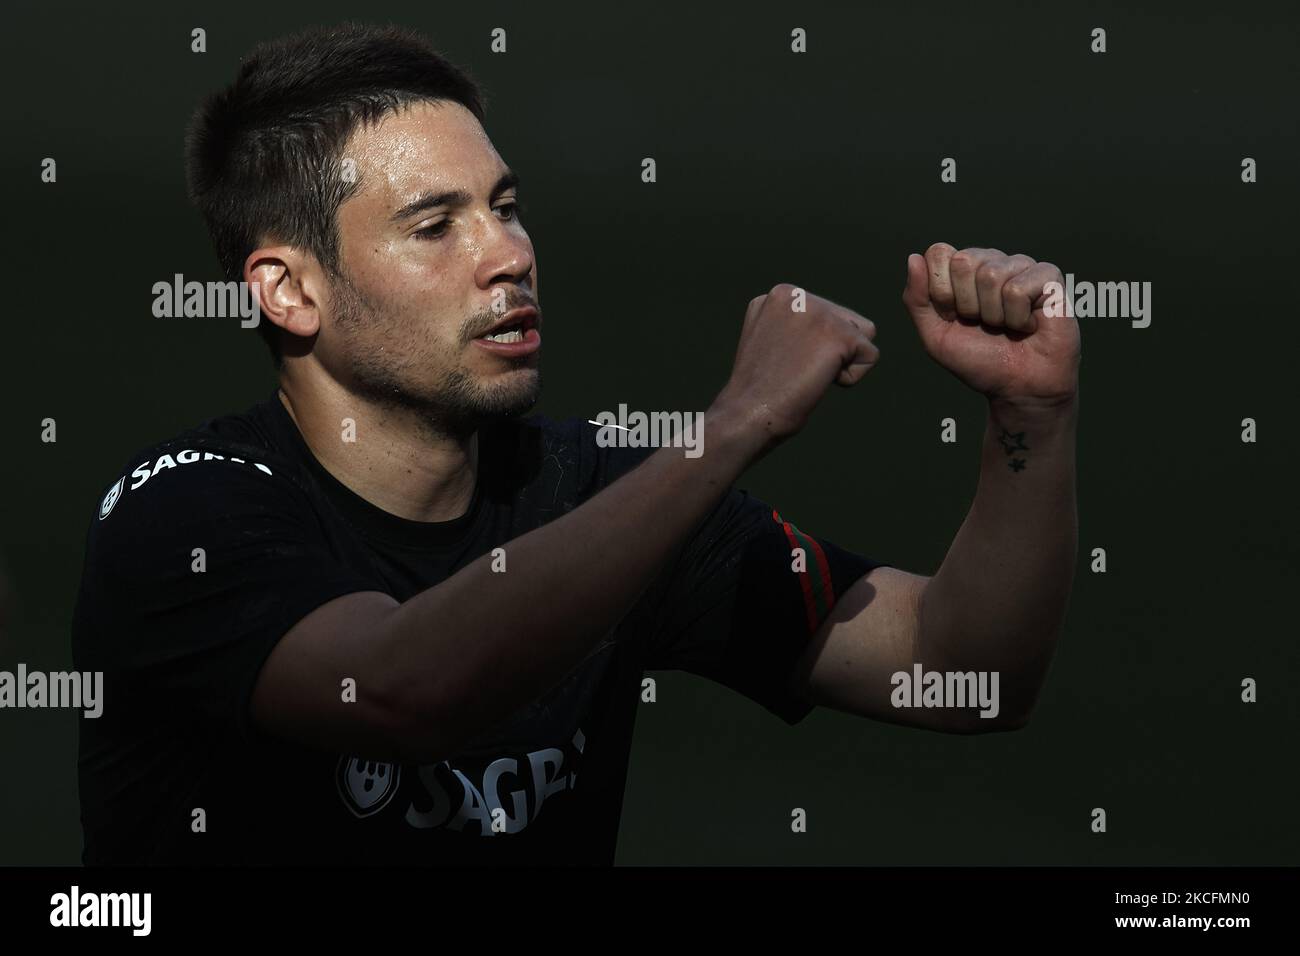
[482,326,526,343]
[477,307,538,343]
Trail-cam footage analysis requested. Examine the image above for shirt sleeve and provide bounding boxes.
[640,488,891,725]
[71,440,388,744]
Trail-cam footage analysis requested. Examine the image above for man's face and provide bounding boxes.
[321,99,541,436]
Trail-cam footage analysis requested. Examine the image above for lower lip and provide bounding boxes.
[472,326,541,357]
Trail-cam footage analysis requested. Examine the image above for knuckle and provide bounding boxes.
[949,251,975,274]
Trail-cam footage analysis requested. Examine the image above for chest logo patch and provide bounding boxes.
[336,757,401,818]
[98,477,125,520]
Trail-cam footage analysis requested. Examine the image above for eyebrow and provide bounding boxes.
[389,169,520,222]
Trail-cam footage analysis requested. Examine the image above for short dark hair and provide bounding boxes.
[184,23,488,364]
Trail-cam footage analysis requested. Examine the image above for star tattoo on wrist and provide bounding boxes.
[998,428,1030,470]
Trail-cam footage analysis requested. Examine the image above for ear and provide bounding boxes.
[244,245,324,340]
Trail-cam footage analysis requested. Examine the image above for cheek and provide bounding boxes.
[350,249,432,314]
[354,236,428,286]
[380,283,467,354]
[344,234,475,344]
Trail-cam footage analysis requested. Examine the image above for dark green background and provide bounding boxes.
[2,0,1297,865]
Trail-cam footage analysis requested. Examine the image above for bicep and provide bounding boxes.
[793,566,953,730]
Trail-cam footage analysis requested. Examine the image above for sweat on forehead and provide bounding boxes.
[340,100,496,203]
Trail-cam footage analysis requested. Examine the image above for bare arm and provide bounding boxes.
[252,283,880,762]
[253,411,763,763]
[915,396,1078,727]
[795,244,1081,733]
[794,402,1076,733]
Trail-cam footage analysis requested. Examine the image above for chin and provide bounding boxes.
[471,369,542,421]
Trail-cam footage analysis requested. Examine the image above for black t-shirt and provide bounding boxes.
[71,391,888,865]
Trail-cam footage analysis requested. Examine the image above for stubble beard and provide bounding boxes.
[330,270,542,441]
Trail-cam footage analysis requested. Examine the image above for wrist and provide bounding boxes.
[988,392,1079,430]
[704,397,776,465]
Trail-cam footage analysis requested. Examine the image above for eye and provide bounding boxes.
[495,200,520,221]
[414,220,449,241]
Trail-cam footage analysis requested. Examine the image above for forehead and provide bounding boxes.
[344,99,504,209]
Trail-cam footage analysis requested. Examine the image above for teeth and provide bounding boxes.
[484,328,524,343]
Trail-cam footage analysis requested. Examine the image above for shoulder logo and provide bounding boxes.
[98,477,125,520]
[336,756,401,818]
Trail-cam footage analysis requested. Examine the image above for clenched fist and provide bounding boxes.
[712,283,879,455]
[903,243,1081,407]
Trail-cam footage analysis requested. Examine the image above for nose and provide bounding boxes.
[474,211,534,293]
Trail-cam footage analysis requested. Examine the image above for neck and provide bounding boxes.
[277,374,478,523]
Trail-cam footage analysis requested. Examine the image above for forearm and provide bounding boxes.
[382,403,764,754]
[916,395,1079,723]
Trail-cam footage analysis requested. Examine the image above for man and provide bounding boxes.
[72,23,1080,865]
